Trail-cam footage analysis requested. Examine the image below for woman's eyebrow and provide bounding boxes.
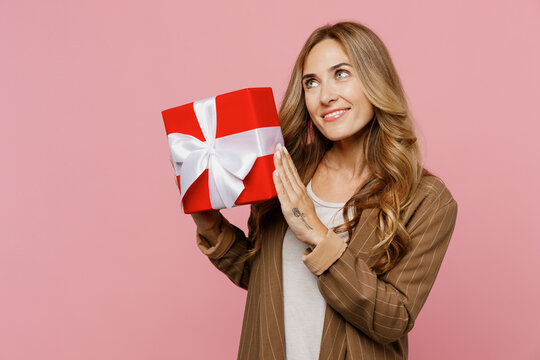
[302,62,352,80]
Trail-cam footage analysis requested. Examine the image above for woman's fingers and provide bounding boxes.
[274,144,301,196]
[273,168,290,204]
[274,147,294,196]
[280,145,304,189]
[273,146,295,206]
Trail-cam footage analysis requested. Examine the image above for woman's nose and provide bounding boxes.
[319,82,338,104]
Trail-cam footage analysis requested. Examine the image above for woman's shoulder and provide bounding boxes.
[415,171,457,209]
[399,172,458,231]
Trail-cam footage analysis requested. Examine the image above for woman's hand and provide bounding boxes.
[273,144,328,248]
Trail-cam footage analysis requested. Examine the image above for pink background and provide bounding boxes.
[1,0,539,359]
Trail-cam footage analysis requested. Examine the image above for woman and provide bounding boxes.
[185,21,458,360]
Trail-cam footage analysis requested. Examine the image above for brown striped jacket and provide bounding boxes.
[196,175,458,359]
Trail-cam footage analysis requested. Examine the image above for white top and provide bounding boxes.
[282,179,348,360]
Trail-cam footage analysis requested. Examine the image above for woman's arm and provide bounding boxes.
[303,184,458,345]
[195,207,256,291]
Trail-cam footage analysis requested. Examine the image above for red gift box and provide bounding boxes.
[162,87,284,214]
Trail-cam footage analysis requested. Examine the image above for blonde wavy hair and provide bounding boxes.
[238,21,436,275]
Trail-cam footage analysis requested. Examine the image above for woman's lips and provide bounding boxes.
[323,108,349,122]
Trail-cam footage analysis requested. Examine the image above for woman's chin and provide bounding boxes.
[323,130,367,144]
[323,132,352,142]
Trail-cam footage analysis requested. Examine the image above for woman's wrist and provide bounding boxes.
[310,222,328,249]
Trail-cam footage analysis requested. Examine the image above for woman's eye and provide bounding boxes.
[305,79,317,88]
[304,71,348,88]
[337,70,349,79]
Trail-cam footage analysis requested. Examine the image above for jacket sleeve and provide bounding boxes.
[195,208,256,291]
[302,186,458,345]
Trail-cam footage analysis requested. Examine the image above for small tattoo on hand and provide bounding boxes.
[292,207,313,230]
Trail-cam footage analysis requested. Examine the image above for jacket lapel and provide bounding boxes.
[316,207,378,359]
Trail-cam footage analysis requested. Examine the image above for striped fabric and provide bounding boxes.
[196,175,458,359]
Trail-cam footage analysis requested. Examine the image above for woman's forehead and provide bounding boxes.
[303,39,351,74]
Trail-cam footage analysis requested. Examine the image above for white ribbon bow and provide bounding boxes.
[168,96,284,210]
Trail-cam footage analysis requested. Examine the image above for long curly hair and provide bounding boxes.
[238,21,435,276]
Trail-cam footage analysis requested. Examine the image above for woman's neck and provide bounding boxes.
[324,130,370,180]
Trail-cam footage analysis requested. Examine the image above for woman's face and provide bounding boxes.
[302,39,375,143]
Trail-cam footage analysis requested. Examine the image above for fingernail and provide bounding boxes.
[277,143,282,151]
[273,169,279,177]
[283,146,288,154]
[275,150,281,159]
